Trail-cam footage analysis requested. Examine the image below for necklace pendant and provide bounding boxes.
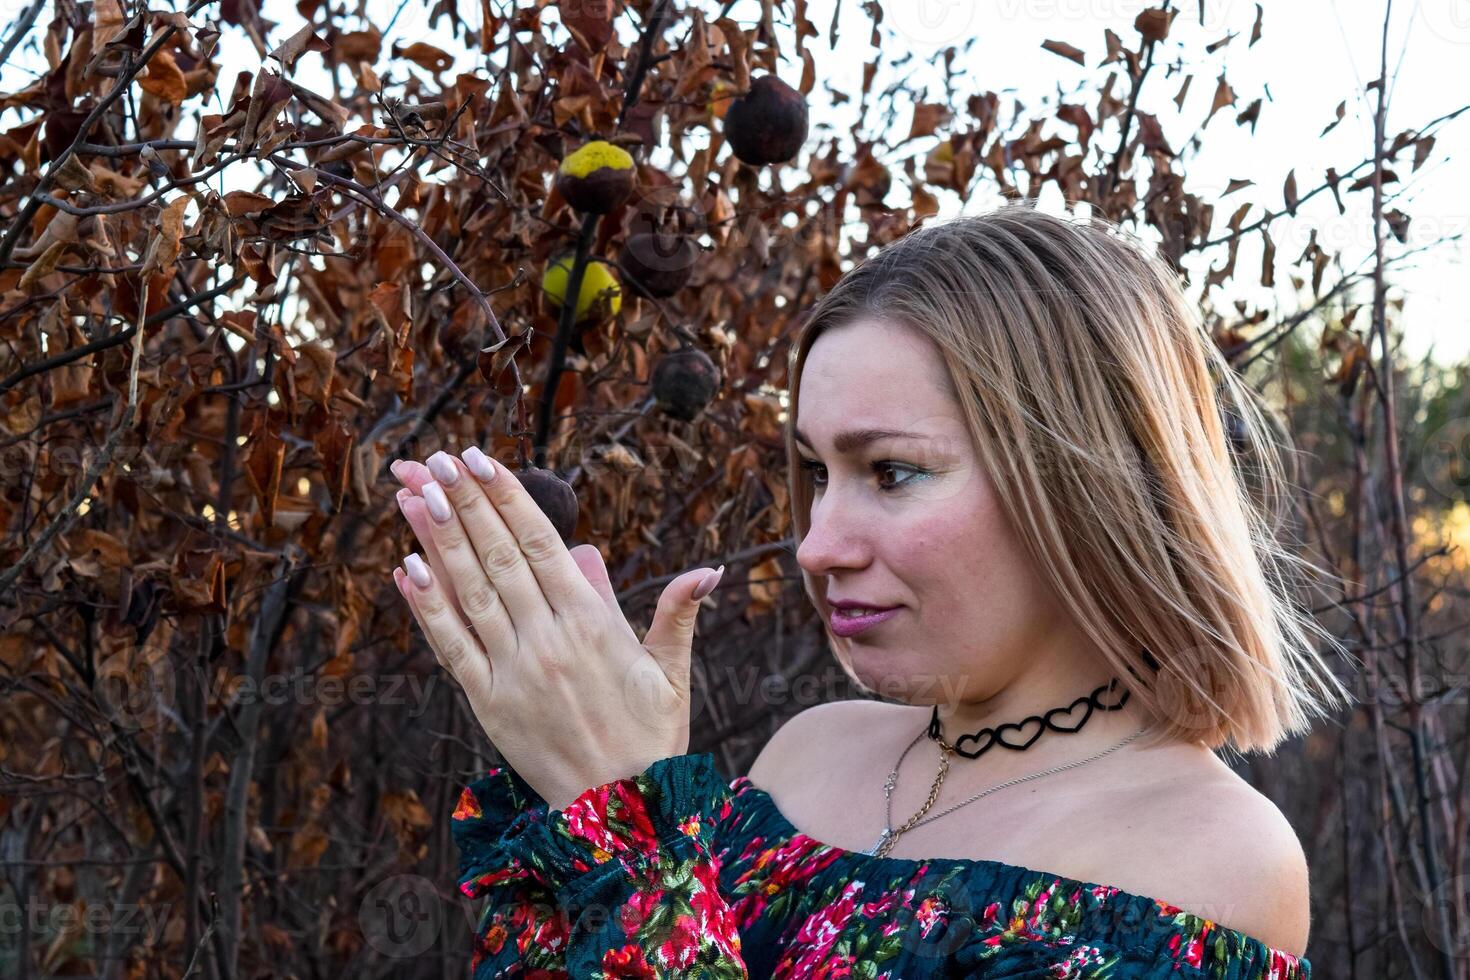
[863,828,891,857]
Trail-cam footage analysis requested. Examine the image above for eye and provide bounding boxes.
[799,458,924,493]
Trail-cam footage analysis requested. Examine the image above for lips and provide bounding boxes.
[828,605,901,638]
[827,600,898,613]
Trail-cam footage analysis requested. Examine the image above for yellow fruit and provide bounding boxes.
[555,140,636,214]
[541,255,622,325]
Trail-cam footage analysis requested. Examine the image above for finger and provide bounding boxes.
[398,567,486,673]
[457,447,595,620]
[420,452,537,642]
[395,488,465,622]
[568,543,617,614]
[569,543,639,643]
[389,457,434,493]
[401,552,493,702]
[394,565,449,672]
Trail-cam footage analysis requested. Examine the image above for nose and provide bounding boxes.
[795,490,868,578]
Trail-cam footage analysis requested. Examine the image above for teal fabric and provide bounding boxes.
[451,751,1311,978]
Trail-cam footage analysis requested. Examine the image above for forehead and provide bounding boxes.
[797,317,959,431]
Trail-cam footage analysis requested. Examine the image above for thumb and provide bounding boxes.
[642,564,724,683]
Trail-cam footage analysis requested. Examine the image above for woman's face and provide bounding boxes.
[794,316,1064,706]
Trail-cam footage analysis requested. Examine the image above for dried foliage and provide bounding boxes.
[0,0,1466,977]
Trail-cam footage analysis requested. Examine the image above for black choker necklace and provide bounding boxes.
[927,678,1130,760]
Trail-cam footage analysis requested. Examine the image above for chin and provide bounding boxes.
[842,649,937,704]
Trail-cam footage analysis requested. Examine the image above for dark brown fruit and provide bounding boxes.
[651,347,721,422]
[617,232,698,299]
[554,140,636,215]
[514,467,579,543]
[723,75,809,166]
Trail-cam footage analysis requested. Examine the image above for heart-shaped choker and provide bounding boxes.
[927,677,1131,760]
[864,677,1139,858]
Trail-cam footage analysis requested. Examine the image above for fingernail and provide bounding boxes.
[405,554,431,589]
[692,564,725,600]
[462,446,497,483]
[392,567,408,597]
[428,451,460,486]
[395,487,411,510]
[390,460,408,482]
[423,482,452,523]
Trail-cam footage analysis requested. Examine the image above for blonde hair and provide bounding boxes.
[784,202,1352,755]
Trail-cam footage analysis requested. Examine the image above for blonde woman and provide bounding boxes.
[390,202,1349,978]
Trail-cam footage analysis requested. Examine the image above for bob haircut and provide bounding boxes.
[783,201,1351,756]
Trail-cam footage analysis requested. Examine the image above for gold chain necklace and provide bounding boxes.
[864,703,1144,859]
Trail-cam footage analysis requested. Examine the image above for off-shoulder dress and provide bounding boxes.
[450,751,1310,979]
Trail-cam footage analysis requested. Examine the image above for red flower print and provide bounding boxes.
[915,895,946,938]
[814,951,855,979]
[619,887,665,935]
[779,879,863,974]
[601,943,658,978]
[654,913,704,968]
[528,908,568,955]
[560,778,662,862]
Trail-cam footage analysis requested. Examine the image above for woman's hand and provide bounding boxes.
[389,448,724,812]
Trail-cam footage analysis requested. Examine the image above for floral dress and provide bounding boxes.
[451,752,1311,979]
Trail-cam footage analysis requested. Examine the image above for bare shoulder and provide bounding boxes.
[1124,752,1312,958]
[745,699,892,791]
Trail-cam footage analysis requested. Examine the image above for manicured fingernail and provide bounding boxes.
[395,487,411,510]
[404,553,431,589]
[392,567,408,597]
[423,482,452,523]
[461,446,497,483]
[692,564,725,600]
[390,460,408,482]
[428,451,460,486]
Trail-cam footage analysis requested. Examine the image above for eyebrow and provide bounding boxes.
[794,427,928,455]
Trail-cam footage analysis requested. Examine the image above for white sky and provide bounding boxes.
[4,1,1465,363]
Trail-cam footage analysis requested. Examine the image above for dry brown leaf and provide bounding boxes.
[907,103,953,142]
[18,240,69,292]
[559,0,614,53]
[91,0,127,53]
[140,196,190,279]
[269,23,330,74]
[138,49,188,104]
[1207,73,1235,124]
[223,190,275,217]
[86,163,145,196]
[1135,6,1177,43]
[397,41,453,74]
[1042,39,1085,66]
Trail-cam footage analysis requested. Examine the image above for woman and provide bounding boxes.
[389,202,1350,978]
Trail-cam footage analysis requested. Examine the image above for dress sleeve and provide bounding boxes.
[451,751,748,979]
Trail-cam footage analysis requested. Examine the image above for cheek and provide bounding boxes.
[895,507,1044,648]
[889,497,996,585]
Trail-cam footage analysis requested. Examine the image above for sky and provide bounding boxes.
[3,1,1465,363]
